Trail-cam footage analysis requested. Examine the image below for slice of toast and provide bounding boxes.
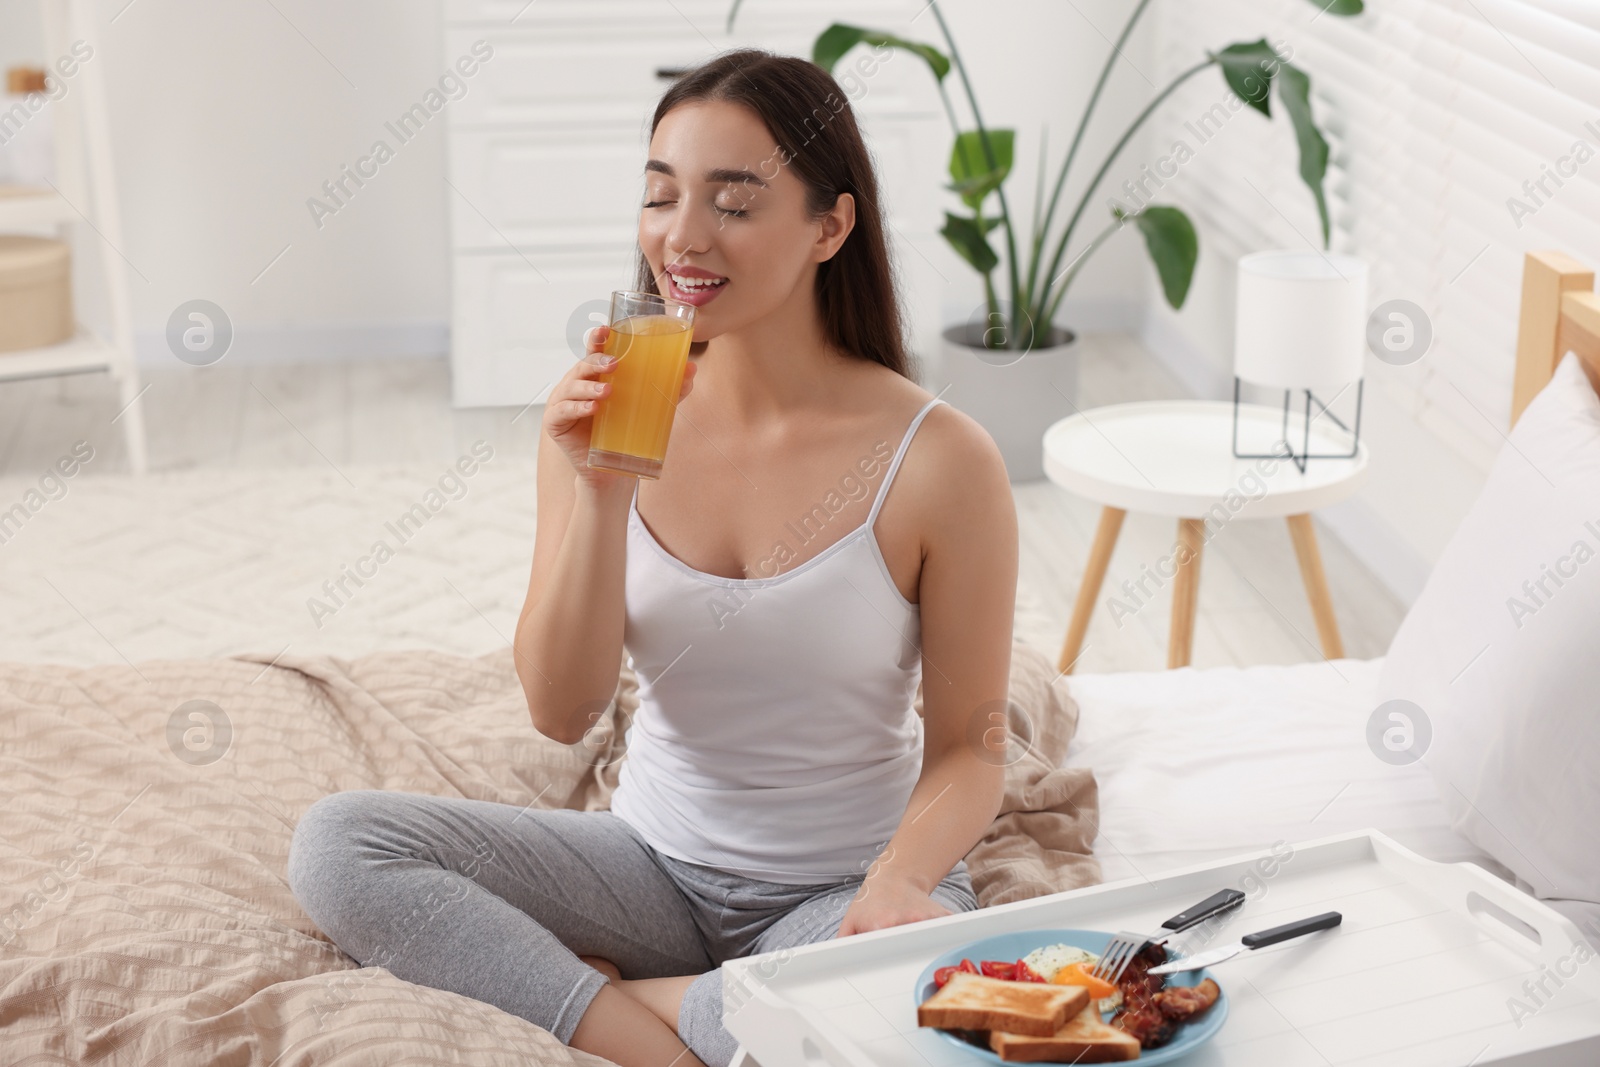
[988,1002,1143,1062]
[918,972,1089,1037]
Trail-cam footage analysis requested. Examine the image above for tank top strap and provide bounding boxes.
[866,397,947,527]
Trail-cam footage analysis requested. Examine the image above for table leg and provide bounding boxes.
[1058,505,1126,674]
[1168,518,1205,669]
[1286,512,1345,660]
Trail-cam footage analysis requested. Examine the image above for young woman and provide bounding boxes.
[288,48,1017,1067]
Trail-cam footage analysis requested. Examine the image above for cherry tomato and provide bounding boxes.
[979,960,1017,981]
[1014,959,1046,983]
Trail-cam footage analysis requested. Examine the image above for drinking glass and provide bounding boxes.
[586,289,696,479]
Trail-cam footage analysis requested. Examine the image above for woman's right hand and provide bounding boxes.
[544,324,697,492]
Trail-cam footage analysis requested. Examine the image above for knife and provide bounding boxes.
[1147,911,1342,975]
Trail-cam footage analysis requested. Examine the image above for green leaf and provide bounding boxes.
[1128,206,1198,309]
[941,212,1000,274]
[1214,40,1282,117]
[944,212,1003,235]
[812,24,951,82]
[1276,62,1332,246]
[1307,0,1363,14]
[947,129,1015,210]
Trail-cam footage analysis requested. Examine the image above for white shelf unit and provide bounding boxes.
[0,0,146,474]
[442,0,946,409]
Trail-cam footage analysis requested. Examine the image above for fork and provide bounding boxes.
[1092,888,1247,984]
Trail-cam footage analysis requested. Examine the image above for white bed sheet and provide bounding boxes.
[1063,656,1512,886]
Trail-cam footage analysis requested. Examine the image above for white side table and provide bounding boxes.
[1042,400,1369,671]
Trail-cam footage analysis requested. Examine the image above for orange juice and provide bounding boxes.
[588,313,693,479]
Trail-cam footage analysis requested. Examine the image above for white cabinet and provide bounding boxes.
[443,0,944,407]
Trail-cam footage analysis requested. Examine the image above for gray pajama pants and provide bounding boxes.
[286,789,979,1066]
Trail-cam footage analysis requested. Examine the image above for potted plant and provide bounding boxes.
[729,0,1361,480]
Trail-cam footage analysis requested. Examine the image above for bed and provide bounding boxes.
[2,249,1593,1064]
[1068,656,1506,885]
[0,637,1099,1065]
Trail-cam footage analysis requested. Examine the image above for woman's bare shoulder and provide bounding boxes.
[855,365,1009,515]
[912,399,1008,494]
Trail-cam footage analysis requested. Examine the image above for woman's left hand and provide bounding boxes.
[834,873,952,938]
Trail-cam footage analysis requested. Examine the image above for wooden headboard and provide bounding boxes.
[1513,250,1600,427]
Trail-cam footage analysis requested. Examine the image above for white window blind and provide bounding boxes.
[1148,0,1600,470]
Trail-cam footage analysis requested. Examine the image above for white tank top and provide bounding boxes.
[609,396,947,883]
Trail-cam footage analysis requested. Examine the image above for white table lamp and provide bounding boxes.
[1232,249,1369,472]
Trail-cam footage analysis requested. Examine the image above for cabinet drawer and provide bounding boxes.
[446,15,937,128]
[445,0,724,27]
[446,27,716,128]
[451,248,637,408]
[448,127,644,250]
[443,0,911,32]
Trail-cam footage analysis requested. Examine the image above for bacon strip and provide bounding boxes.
[1107,943,1221,1048]
[1155,977,1221,1021]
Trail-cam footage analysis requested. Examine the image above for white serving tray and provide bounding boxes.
[723,831,1600,1066]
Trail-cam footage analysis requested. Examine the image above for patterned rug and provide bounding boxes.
[0,453,538,667]
[0,459,1061,667]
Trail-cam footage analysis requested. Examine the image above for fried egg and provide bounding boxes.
[1020,943,1125,1014]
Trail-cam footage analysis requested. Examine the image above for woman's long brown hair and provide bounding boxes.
[634,48,917,382]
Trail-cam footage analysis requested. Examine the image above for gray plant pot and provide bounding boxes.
[935,322,1080,483]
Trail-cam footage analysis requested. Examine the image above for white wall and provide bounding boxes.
[2,0,1151,365]
[4,0,454,362]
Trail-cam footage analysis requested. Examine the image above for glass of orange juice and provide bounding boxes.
[587,289,696,480]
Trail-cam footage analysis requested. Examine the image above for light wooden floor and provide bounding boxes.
[0,334,1405,671]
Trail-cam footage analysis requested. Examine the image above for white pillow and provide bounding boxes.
[1377,350,1600,918]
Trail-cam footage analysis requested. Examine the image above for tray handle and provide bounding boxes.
[1377,837,1587,964]
[732,981,880,1067]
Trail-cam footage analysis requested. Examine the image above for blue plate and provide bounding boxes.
[912,928,1228,1065]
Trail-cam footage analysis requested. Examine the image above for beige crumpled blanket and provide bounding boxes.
[0,637,1097,1065]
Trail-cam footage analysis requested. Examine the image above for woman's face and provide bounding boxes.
[639,99,854,340]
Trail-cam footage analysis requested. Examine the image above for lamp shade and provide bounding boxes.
[1234,250,1368,392]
